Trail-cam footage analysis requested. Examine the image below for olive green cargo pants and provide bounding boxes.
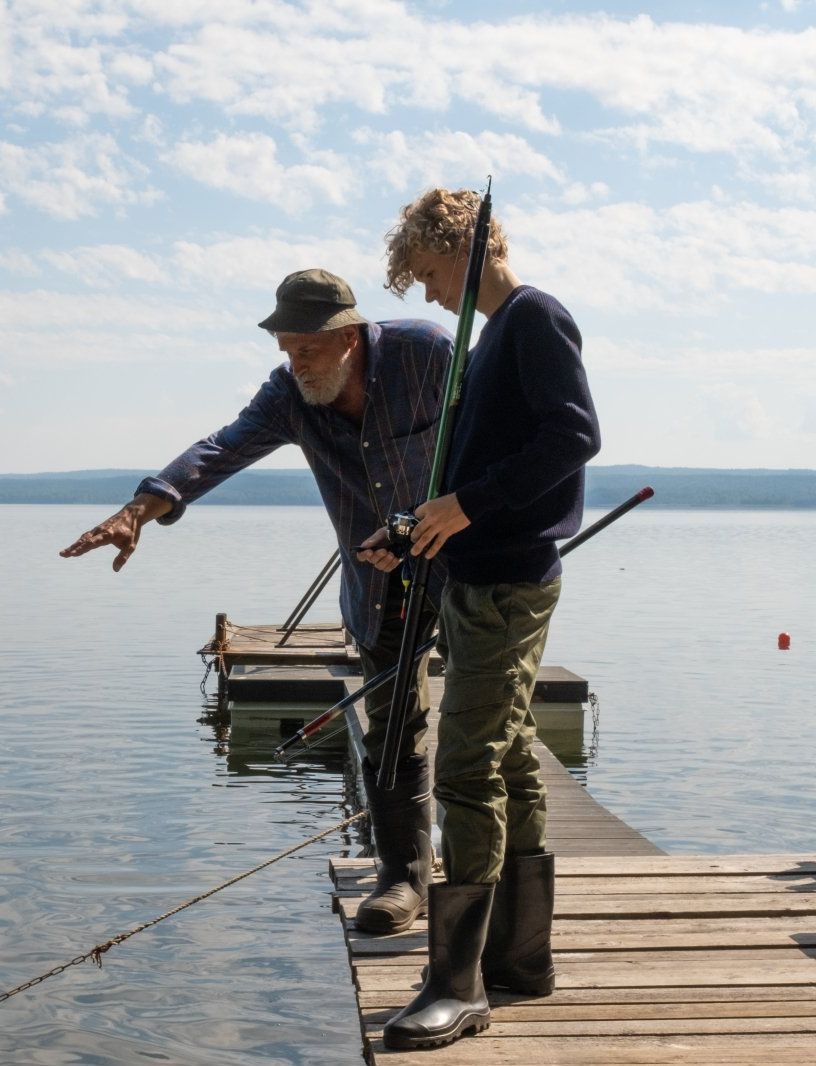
[433,576,561,885]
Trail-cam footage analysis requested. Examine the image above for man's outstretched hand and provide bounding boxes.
[59,493,172,571]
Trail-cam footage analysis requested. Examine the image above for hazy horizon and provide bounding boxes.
[2,463,816,478]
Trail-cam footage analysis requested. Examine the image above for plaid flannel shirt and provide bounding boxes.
[136,319,453,649]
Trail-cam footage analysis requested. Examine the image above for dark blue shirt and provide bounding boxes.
[137,320,453,648]
[444,286,601,584]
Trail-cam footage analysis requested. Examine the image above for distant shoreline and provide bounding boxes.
[1,467,814,509]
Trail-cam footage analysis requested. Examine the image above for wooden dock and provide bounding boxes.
[334,853,816,1064]
[205,617,816,1064]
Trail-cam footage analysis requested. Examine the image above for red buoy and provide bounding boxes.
[778,632,791,650]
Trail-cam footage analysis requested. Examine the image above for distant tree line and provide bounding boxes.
[1,466,814,508]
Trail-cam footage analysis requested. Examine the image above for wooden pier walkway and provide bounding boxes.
[333,853,816,1064]
[206,618,816,1064]
[336,685,816,1063]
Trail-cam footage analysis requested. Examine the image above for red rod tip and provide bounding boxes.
[638,486,655,500]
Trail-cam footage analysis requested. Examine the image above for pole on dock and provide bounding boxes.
[277,550,342,647]
[214,612,229,710]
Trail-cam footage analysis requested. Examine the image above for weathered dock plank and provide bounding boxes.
[365,1035,816,1065]
[334,855,816,1064]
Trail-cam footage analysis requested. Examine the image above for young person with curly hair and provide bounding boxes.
[359,187,601,1050]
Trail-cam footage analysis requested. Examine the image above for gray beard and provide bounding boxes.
[294,354,353,406]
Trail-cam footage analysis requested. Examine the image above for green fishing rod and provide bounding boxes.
[376,179,494,791]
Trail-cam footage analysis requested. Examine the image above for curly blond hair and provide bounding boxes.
[384,187,508,297]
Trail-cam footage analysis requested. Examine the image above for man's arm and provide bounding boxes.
[59,492,172,571]
[60,374,297,567]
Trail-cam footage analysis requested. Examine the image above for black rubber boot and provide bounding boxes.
[481,849,556,996]
[383,881,495,1050]
[356,754,433,934]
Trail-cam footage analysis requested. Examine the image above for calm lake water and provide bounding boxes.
[1,503,814,1064]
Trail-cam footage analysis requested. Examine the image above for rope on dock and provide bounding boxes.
[0,809,368,1005]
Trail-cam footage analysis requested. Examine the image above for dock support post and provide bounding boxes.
[215,612,229,711]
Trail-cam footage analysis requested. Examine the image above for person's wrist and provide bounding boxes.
[129,493,171,521]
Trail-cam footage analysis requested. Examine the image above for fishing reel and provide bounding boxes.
[386,510,419,558]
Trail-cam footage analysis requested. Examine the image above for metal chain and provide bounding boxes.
[199,652,215,697]
[1,809,368,1004]
[587,691,601,762]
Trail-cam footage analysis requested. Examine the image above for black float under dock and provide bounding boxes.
[202,616,816,1064]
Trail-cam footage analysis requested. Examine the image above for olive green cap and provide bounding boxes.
[258,268,368,333]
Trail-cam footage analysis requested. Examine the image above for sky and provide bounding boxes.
[1,0,815,474]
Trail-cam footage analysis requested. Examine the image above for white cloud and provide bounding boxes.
[108,52,154,86]
[0,289,256,368]
[703,382,781,441]
[507,198,816,313]
[353,128,565,191]
[10,24,134,120]
[1,2,815,473]
[0,133,160,219]
[171,232,382,290]
[148,9,816,159]
[4,5,816,168]
[752,165,816,204]
[0,289,238,336]
[0,2,10,92]
[561,182,611,206]
[163,133,355,212]
[135,114,165,146]
[0,249,41,277]
[589,335,816,388]
[6,231,381,295]
[41,245,168,287]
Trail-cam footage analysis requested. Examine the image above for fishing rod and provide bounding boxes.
[377,178,494,791]
[274,486,654,764]
[559,485,654,558]
[272,638,437,762]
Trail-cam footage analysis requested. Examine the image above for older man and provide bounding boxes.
[60,268,454,936]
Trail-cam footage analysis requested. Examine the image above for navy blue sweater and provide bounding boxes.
[442,285,601,584]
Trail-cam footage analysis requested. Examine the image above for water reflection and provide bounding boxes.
[199,705,371,856]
